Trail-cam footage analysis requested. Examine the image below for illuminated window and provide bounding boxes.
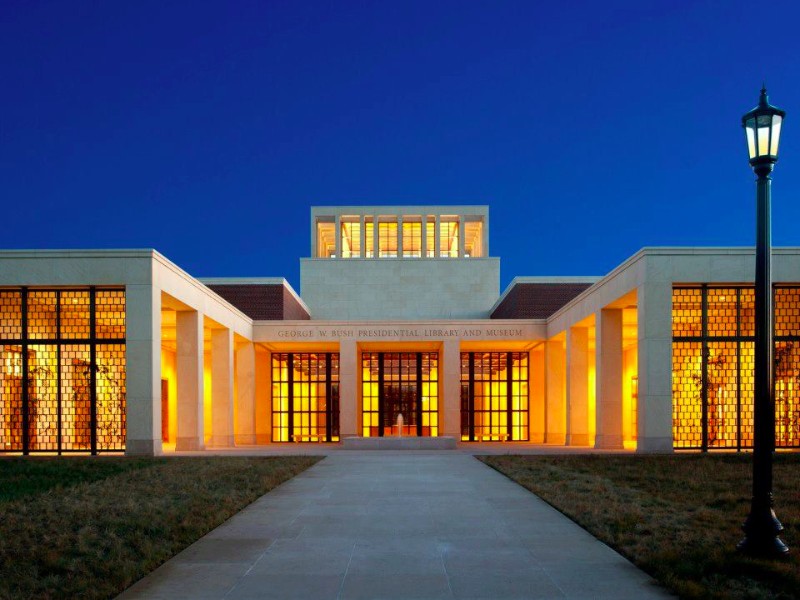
[365,218,375,258]
[341,219,361,258]
[378,218,398,257]
[402,218,422,258]
[271,353,339,442]
[464,219,483,258]
[361,352,438,437]
[440,217,459,257]
[426,217,435,257]
[672,285,799,450]
[0,287,126,454]
[316,219,336,258]
[461,352,529,441]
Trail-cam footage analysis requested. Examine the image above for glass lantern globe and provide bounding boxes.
[742,87,786,165]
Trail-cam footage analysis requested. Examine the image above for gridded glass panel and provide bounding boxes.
[316,220,335,257]
[60,291,90,339]
[96,345,126,451]
[739,342,755,447]
[60,345,92,451]
[361,352,437,437]
[707,289,738,338]
[362,353,379,437]
[672,342,702,449]
[740,288,755,337]
[461,352,529,441]
[271,353,338,442]
[96,290,126,339]
[27,291,57,339]
[706,342,739,449]
[28,344,60,451]
[0,289,127,454]
[672,288,702,337]
[775,288,800,337]
[0,291,22,340]
[774,341,800,448]
[0,345,24,450]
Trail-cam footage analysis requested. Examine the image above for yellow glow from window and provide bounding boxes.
[440,218,459,257]
[402,219,422,257]
[341,220,361,258]
[426,217,435,257]
[378,219,398,257]
[464,220,483,258]
[316,220,336,258]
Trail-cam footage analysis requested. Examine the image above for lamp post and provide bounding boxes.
[737,87,789,557]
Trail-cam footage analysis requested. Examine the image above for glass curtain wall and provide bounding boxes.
[0,288,126,454]
[271,353,339,442]
[672,286,800,450]
[460,352,529,441]
[361,352,438,437]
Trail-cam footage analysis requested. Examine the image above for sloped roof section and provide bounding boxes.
[491,278,599,319]
[202,278,311,320]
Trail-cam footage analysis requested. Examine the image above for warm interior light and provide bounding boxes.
[771,114,782,156]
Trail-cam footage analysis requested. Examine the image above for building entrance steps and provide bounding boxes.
[342,436,457,450]
[118,453,671,599]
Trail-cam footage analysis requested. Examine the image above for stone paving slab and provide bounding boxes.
[118,453,672,599]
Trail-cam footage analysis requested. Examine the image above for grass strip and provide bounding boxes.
[481,454,800,600]
[0,456,321,600]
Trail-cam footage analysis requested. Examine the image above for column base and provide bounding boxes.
[126,439,162,456]
[175,437,204,451]
[636,436,674,453]
[255,433,271,444]
[234,434,257,445]
[208,435,235,448]
[594,434,624,449]
[530,432,545,443]
[545,433,566,445]
[565,433,591,446]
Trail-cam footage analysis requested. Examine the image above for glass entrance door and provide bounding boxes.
[362,352,438,437]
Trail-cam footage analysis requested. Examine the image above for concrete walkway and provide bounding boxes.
[119,453,670,599]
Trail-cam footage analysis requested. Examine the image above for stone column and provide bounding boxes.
[421,215,427,258]
[566,326,590,445]
[359,215,366,258]
[529,347,545,442]
[458,217,466,257]
[637,281,674,453]
[545,340,566,444]
[442,339,461,438]
[175,310,204,451]
[235,341,256,445]
[595,308,624,448]
[339,339,358,437]
[255,346,271,444]
[373,215,380,258]
[397,215,403,258]
[125,284,162,456]
[434,215,441,257]
[334,214,341,258]
[210,328,234,447]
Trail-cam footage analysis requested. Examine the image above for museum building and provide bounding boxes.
[1,205,800,456]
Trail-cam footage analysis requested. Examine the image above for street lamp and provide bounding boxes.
[737,87,789,557]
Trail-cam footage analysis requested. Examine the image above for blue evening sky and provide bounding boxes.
[2,1,800,291]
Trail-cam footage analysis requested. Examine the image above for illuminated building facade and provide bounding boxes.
[1,207,800,455]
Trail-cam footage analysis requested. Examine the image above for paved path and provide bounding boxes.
[119,453,670,599]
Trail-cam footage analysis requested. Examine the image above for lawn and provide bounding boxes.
[0,455,321,600]
[481,454,800,600]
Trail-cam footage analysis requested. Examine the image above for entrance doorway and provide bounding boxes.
[361,352,438,437]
